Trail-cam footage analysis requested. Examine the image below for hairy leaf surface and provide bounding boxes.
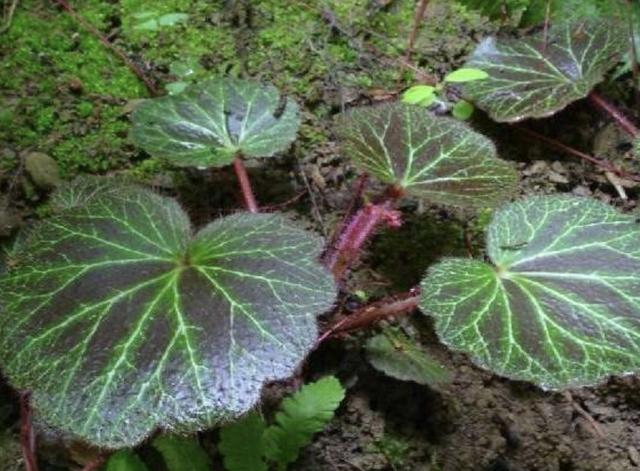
[420,196,640,389]
[130,78,300,167]
[463,21,626,122]
[336,103,516,207]
[0,181,335,448]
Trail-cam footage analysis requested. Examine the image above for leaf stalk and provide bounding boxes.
[589,91,640,138]
[232,156,259,213]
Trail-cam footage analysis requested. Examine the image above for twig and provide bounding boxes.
[542,0,551,51]
[513,124,640,182]
[562,391,606,439]
[51,0,158,96]
[589,91,640,138]
[317,290,420,344]
[404,0,431,65]
[627,0,640,107]
[20,392,38,471]
[0,0,19,34]
[232,157,258,213]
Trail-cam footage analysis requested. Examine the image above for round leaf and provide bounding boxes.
[443,68,488,83]
[451,100,475,120]
[462,21,627,122]
[420,195,640,389]
[335,103,517,208]
[402,85,437,106]
[130,78,300,168]
[0,181,335,448]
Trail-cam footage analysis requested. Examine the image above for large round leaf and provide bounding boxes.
[0,181,335,448]
[420,195,640,389]
[130,78,300,167]
[462,21,626,122]
[335,103,516,208]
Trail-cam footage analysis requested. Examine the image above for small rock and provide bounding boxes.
[628,446,640,466]
[24,152,61,190]
[550,161,567,174]
[548,170,569,184]
[572,185,592,197]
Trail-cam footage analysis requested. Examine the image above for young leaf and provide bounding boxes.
[443,68,488,83]
[451,100,475,120]
[366,327,450,386]
[263,376,346,468]
[152,435,210,471]
[130,78,300,168]
[420,195,640,389]
[0,179,336,448]
[462,20,627,122]
[105,450,149,471]
[219,412,268,471]
[335,103,516,208]
[402,85,437,106]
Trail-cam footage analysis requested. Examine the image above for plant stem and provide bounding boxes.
[589,91,640,138]
[318,290,420,343]
[324,190,402,280]
[232,157,258,213]
[52,0,158,96]
[20,392,38,471]
[81,456,107,471]
[513,125,640,182]
[404,0,431,65]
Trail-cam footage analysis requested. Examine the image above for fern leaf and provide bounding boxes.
[151,435,210,471]
[263,376,345,469]
[105,450,149,471]
[219,411,268,471]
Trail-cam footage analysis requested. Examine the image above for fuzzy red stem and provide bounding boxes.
[318,290,420,343]
[232,157,258,213]
[325,196,402,280]
[589,91,640,138]
[52,0,158,96]
[20,392,38,471]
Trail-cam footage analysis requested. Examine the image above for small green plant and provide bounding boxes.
[219,376,346,471]
[104,435,210,471]
[402,67,488,120]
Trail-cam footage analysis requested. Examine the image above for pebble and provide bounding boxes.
[24,152,61,190]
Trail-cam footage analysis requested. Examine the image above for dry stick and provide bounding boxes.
[232,157,258,213]
[589,91,640,138]
[0,0,19,34]
[20,392,38,471]
[52,0,158,96]
[404,0,431,65]
[627,0,640,108]
[562,391,606,439]
[513,125,640,182]
[317,290,420,344]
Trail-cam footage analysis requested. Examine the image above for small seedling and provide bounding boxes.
[402,67,488,120]
[219,376,346,471]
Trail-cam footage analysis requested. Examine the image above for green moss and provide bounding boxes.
[0,1,149,176]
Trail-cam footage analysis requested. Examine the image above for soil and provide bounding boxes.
[1,1,640,471]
